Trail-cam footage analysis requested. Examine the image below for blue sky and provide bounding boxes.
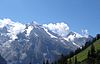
[0,0,100,36]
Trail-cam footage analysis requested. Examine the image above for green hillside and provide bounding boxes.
[49,37,100,64]
[71,39,100,62]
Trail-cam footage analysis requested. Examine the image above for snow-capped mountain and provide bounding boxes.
[0,19,93,64]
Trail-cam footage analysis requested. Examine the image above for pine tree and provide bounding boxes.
[69,58,72,64]
[54,61,57,64]
[87,50,90,58]
[69,51,74,58]
[90,44,96,58]
[29,62,31,64]
[74,56,77,64]
[46,60,49,64]
[88,44,96,64]
[51,62,53,64]
[96,34,100,40]
[43,61,45,64]
[65,58,68,64]
[96,50,100,64]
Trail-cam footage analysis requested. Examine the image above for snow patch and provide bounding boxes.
[20,53,27,60]
[34,33,38,37]
[64,32,83,42]
[73,32,83,38]
[2,41,11,48]
[63,37,69,41]
[26,26,33,36]
[43,27,57,38]
[67,35,75,41]
[72,42,82,48]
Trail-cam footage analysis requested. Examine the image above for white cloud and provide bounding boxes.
[8,22,26,40]
[0,18,26,40]
[0,18,12,28]
[82,29,89,38]
[0,18,89,40]
[43,22,69,36]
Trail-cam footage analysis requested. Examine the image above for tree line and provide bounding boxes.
[42,34,100,64]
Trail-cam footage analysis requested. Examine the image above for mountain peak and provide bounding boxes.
[0,18,93,64]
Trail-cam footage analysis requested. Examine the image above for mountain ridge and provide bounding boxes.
[0,19,93,64]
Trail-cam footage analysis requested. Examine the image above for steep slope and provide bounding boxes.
[70,39,100,63]
[0,19,93,64]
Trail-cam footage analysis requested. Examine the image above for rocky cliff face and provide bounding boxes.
[0,19,93,64]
